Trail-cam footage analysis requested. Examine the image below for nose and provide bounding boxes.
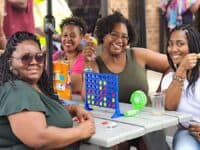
[29,57,37,64]
[168,44,178,53]
[115,37,123,43]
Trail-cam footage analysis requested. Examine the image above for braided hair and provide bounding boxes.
[94,11,136,45]
[166,24,200,91]
[0,31,55,99]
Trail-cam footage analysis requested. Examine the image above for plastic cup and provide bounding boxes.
[150,92,165,115]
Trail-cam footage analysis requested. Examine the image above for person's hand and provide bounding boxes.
[178,53,198,70]
[74,105,94,123]
[76,118,96,139]
[189,124,200,140]
[82,34,97,63]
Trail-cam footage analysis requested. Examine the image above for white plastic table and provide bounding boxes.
[87,103,192,149]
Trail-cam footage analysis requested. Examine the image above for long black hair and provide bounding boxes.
[166,24,200,91]
[0,31,55,99]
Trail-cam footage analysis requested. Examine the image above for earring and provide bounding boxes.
[9,66,18,76]
[9,66,13,72]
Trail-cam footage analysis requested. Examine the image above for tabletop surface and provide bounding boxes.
[87,103,192,148]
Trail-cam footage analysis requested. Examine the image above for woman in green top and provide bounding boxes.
[0,31,95,149]
[83,12,170,150]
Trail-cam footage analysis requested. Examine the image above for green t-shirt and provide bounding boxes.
[0,80,77,150]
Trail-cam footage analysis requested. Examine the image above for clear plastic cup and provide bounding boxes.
[150,92,165,115]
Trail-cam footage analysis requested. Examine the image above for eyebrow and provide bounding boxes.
[111,31,128,35]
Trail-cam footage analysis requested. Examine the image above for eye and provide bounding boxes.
[63,34,68,37]
[177,41,186,47]
[168,42,173,47]
[110,32,118,38]
[122,35,129,40]
[69,33,77,39]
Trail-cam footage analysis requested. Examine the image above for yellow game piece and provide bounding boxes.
[112,98,115,102]
[91,37,98,46]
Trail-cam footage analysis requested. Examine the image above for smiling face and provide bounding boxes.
[168,30,189,65]
[10,40,44,84]
[61,25,83,53]
[103,23,129,55]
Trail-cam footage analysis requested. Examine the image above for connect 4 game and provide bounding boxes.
[84,72,123,118]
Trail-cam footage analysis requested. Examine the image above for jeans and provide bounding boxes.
[173,129,200,150]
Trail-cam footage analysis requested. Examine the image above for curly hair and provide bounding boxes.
[94,11,136,45]
[60,16,88,35]
[0,31,55,99]
[166,24,200,91]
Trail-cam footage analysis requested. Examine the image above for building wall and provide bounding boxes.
[145,0,160,51]
[107,0,129,18]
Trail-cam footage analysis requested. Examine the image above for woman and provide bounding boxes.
[161,24,200,150]
[0,31,95,149]
[53,16,88,95]
[84,11,170,150]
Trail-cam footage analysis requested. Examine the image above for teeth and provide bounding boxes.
[112,43,121,48]
[173,55,179,58]
[64,43,72,46]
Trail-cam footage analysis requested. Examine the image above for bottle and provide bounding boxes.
[53,60,72,100]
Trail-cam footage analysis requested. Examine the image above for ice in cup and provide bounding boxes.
[150,92,165,115]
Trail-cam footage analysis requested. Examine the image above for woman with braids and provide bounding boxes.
[84,11,170,150]
[0,31,95,149]
[161,24,200,150]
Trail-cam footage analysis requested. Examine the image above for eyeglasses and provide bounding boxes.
[11,52,46,65]
[109,32,129,41]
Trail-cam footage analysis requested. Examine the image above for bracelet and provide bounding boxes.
[173,74,185,83]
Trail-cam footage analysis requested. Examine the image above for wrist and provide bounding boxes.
[67,105,77,115]
[173,74,185,82]
[176,66,187,79]
[173,74,185,89]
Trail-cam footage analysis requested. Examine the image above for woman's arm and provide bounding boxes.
[164,67,186,110]
[65,105,94,122]
[0,1,6,49]
[164,53,197,110]
[133,48,170,73]
[71,73,83,95]
[190,0,200,13]
[8,111,95,149]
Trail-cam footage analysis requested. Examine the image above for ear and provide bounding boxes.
[8,59,19,76]
[8,59,12,65]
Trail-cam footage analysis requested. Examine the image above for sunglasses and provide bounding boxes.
[11,52,46,65]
